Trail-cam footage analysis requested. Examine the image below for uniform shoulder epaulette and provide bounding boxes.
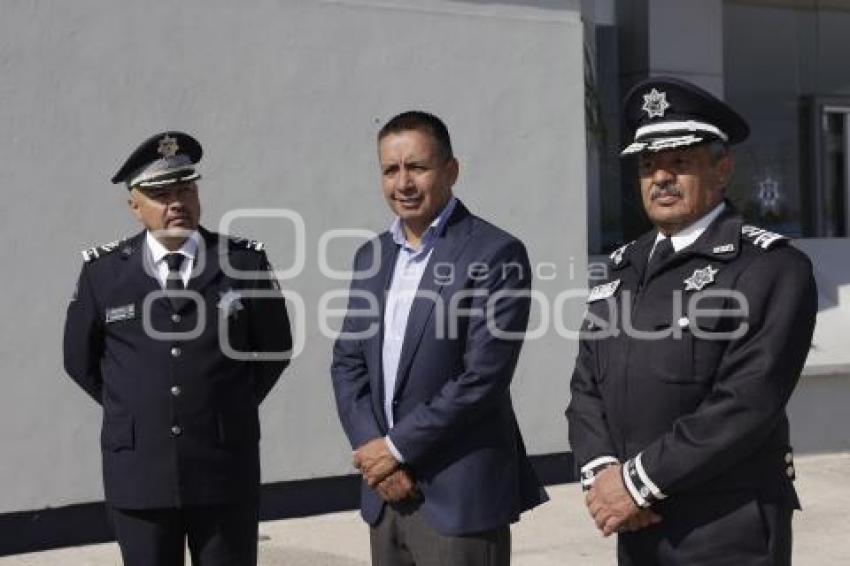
[609,240,635,267]
[740,225,788,251]
[228,235,265,252]
[80,239,125,263]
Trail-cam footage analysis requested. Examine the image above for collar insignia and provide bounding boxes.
[712,244,735,254]
[684,265,719,291]
[157,134,180,158]
[642,88,671,118]
[217,288,244,318]
[609,241,634,267]
[588,279,621,303]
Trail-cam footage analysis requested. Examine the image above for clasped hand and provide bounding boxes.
[353,438,418,503]
[585,465,662,536]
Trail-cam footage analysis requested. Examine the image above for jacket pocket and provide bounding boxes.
[688,315,729,383]
[641,311,715,384]
[101,413,135,452]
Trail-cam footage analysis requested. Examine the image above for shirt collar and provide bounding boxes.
[145,229,200,263]
[654,201,726,253]
[389,196,458,252]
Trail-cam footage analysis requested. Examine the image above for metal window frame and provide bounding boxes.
[804,96,850,237]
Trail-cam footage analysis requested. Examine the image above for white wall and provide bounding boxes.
[0,0,586,513]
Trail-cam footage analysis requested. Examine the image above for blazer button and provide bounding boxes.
[170,386,182,397]
[784,452,793,464]
[171,425,182,436]
[171,313,182,323]
[785,465,795,478]
[171,347,181,357]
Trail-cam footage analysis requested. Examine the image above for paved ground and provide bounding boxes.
[3,452,848,565]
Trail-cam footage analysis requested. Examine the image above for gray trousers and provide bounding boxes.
[369,501,510,566]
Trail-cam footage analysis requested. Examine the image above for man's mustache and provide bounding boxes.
[650,185,683,200]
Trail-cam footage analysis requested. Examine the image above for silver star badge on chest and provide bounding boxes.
[218,288,244,318]
[642,88,671,118]
[684,265,719,291]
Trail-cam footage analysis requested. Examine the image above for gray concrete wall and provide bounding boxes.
[0,0,586,514]
[789,239,850,454]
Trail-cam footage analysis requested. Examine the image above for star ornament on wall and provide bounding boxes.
[642,88,671,118]
[756,176,782,215]
[684,265,719,291]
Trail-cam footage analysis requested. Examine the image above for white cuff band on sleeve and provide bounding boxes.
[580,455,619,490]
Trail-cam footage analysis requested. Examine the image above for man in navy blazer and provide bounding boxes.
[332,111,546,565]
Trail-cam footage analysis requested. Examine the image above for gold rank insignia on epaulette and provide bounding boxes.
[741,225,788,250]
[80,239,125,262]
[229,236,265,252]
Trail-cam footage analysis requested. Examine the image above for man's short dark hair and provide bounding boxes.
[378,111,454,162]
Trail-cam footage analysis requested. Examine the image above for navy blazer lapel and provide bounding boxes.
[367,232,400,432]
[393,203,474,397]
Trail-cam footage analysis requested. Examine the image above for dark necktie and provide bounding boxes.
[164,253,185,291]
[644,237,674,284]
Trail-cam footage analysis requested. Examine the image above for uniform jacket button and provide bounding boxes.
[171,425,182,436]
[171,347,181,357]
[786,465,795,477]
[171,313,181,323]
[171,386,181,396]
[784,452,793,464]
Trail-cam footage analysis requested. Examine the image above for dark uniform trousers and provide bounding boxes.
[566,204,817,566]
[110,501,259,566]
[370,500,510,566]
[63,228,292,566]
[617,493,792,566]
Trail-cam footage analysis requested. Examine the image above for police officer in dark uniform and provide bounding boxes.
[63,132,292,566]
[566,78,817,565]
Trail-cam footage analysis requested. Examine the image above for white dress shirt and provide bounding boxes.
[382,197,457,462]
[650,201,726,257]
[144,230,200,288]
